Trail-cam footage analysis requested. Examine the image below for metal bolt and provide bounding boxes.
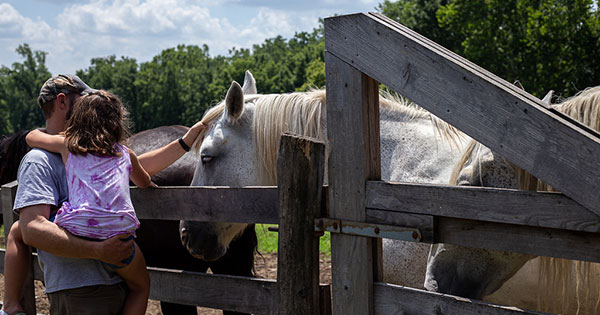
[374,227,380,234]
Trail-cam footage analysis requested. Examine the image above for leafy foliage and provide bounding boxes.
[0,44,51,134]
[380,0,600,97]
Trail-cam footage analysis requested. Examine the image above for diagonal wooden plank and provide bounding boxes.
[324,13,600,216]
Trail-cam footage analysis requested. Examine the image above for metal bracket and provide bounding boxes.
[314,218,422,242]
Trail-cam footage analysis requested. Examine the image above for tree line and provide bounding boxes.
[2,0,599,136]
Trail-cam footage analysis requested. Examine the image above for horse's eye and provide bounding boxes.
[201,155,213,164]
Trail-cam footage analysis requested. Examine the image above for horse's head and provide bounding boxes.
[181,71,261,261]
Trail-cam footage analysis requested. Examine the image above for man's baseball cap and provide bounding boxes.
[37,74,97,107]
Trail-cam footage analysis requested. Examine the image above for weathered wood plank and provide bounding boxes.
[147,267,278,314]
[130,186,278,223]
[277,134,325,315]
[325,52,380,315]
[325,13,600,216]
[363,208,600,262]
[366,181,600,233]
[374,282,550,315]
[437,217,600,263]
[2,181,18,239]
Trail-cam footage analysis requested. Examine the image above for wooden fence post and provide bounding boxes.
[277,134,325,315]
[1,181,36,315]
[324,49,382,315]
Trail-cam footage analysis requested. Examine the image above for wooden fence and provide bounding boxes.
[324,12,600,315]
[3,11,600,315]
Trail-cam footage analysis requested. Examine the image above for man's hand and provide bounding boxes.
[93,234,134,267]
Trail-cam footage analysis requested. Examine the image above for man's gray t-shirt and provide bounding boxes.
[13,148,122,293]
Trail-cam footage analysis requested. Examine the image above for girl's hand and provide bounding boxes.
[181,121,207,150]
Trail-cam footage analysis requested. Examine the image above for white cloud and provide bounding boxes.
[0,3,53,41]
[0,0,376,73]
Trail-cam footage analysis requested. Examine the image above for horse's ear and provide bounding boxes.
[541,90,554,106]
[513,80,525,90]
[225,81,244,123]
[242,70,257,95]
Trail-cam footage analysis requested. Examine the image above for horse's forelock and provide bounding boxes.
[192,103,226,153]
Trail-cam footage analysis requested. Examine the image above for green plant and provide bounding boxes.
[255,224,330,256]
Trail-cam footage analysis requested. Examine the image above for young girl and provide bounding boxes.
[3,90,158,315]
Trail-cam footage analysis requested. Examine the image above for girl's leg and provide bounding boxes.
[115,241,150,315]
[2,222,28,315]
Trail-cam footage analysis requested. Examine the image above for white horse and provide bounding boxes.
[426,86,600,314]
[181,71,469,289]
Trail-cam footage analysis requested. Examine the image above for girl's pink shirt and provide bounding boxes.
[54,143,140,239]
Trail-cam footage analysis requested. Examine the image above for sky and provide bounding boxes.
[0,0,380,74]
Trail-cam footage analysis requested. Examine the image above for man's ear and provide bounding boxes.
[55,93,68,110]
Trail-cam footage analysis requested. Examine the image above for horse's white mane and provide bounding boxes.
[195,89,466,185]
[450,86,600,314]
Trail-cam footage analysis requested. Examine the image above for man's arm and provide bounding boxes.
[138,121,206,175]
[19,204,133,266]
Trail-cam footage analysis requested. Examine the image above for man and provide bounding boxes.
[8,74,202,314]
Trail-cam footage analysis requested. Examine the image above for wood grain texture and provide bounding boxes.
[130,186,278,223]
[437,217,600,263]
[277,134,325,315]
[366,181,600,233]
[1,181,18,239]
[325,13,600,216]
[148,267,278,314]
[373,283,549,315]
[325,52,379,315]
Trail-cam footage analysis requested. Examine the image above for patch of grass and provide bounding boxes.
[255,224,330,256]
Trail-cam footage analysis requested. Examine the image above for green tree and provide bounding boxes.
[76,56,140,130]
[379,0,600,97]
[0,44,51,135]
[438,0,600,96]
[135,44,225,130]
[378,0,458,50]
[226,26,325,93]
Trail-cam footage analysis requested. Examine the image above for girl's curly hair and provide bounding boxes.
[64,90,132,156]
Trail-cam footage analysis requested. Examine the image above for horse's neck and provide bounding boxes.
[379,110,468,184]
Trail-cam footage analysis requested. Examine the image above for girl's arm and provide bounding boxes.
[26,129,69,161]
[137,121,206,175]
[128,147,156,188]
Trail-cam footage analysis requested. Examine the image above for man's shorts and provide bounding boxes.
[47,282,127,315]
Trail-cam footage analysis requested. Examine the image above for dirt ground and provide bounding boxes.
[0,252,332,315]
